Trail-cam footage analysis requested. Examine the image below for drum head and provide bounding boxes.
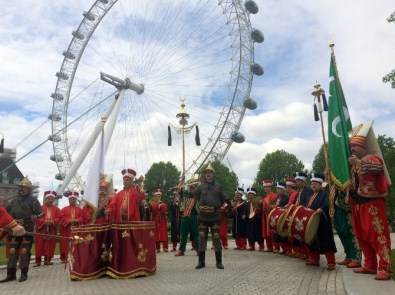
[304,212,320,244]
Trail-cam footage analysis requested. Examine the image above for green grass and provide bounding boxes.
[0,243,60,265]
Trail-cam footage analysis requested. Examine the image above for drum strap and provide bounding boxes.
[306,192,318,208]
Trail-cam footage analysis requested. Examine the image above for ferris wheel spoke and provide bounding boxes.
[50,0,262,190]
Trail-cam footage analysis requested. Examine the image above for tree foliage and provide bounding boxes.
[383,12,395,89]
[199,159,238,199]
[377,135,395,230]
[311,143,328,174]
[253,150,305,196]
[143,161,180,204]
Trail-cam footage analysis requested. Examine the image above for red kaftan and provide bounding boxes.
[107,188,145,222]
[35,205,61,259]
[59,205,84,260]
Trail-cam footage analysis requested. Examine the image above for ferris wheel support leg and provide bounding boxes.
[104,89,125,152]
[57,95,121,196]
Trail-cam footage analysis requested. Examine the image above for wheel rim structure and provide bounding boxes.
[50,0,261,191]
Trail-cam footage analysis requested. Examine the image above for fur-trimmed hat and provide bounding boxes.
[44,190,57,199]
[294,172,307,181]
[285,177,296,187]
[235,187,245,194]
[122,168,136,179]
[67,191,79,199]
[262,180,273,187]
[310,173,325,184]
[246,187,257,195]
[276,182,286,190]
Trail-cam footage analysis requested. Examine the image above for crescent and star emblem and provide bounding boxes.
[329,76,350,138]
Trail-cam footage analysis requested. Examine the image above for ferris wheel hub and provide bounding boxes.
[100,72,144,94]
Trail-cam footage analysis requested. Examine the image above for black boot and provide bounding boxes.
[0,268,16,283]
[215,251,224,269]
[195,251,205,269]
[19,268,28,282]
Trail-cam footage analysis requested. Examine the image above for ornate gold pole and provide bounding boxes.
[170,97,197,187]
[312,83,331,187]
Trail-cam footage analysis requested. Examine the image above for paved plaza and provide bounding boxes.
[0,236,394,295]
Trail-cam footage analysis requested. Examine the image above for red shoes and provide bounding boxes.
[353,267,376,274]
[375,271,391,280]
[174,251,185,257]
[346,261,361,268]
[337,258,352,265]
[327,264,336,271]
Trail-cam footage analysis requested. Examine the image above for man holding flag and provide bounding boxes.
[327,42,361,268]
[348,121,392,280]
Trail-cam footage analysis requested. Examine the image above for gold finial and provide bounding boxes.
[311,81,325,98]
[176,96,190,125]
[328,35,335,54]
[328,35,335,48]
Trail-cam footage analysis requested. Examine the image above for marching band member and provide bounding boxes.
[285,177,300,258]
[60,191,84,263]
[139,190,152,221]
[0,206,25,237]
[262,180,276,252]
[151,189,168,253]
[192,163,230,269]
[106,168,145,222]
[272,182,289,255]
[348,121,391,280]
[294,172,313,259]
[34,191,61,267]
[230,188,247,250]
[169,190,181,252]
[305,173,337,271]
[245,187,264,251]
[0,176,44,283]
[175,180,199,257]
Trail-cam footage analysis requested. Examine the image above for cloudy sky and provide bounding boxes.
[0,0,394,206]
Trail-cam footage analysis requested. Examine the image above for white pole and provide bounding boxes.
[57,97,119,195]
[104,88,125,152]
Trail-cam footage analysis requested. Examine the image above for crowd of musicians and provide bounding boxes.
[0,121,392,281]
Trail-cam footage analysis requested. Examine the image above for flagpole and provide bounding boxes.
[329,40,344,106]
[312,82,331,187]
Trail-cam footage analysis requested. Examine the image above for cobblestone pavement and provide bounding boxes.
[0,236,393,295]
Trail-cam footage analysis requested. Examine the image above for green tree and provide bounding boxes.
[253,150,305,195]
[199,159,238,199]
[383,12,395,89]
[144,161,181,204]
[312,143,328,174]
[377,135,395,231]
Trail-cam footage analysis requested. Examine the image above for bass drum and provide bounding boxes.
[289,206,320,244]
[280,204,296,237]
[70,224,112,280]
[107,221,156,279]
[268,207,287,236]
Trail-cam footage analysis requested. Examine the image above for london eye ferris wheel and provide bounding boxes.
[49,0,264,192]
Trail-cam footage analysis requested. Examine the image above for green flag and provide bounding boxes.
[328,53,352,190]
